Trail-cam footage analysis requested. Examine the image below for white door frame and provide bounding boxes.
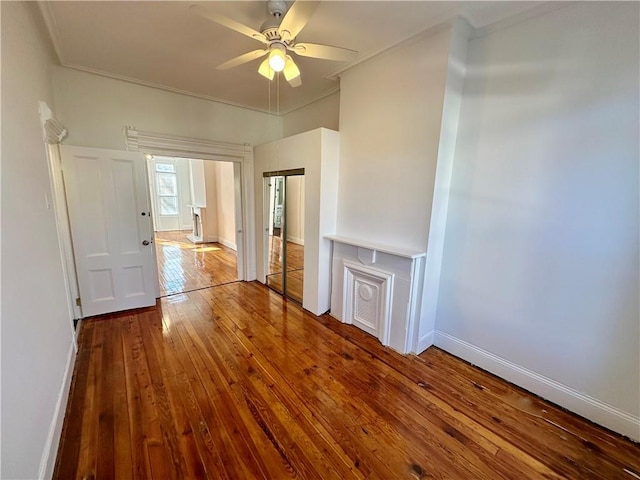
[125,127,256,281]
[39,102,81,340]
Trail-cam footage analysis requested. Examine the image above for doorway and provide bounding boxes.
[146,155,241,296]
[58,131,253,319]
[264,169,305,303]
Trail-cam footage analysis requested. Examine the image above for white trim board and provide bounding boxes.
[416,330,434,354]
[74,319,83,343]
[198,237,237,251]
[434,331,640,441]
[287,236,304,246]
[218,238,237,252]
[39,342,76,479]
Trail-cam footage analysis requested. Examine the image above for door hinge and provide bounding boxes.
[75,297,82,307]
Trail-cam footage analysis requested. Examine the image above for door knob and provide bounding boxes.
[142,240,150,246]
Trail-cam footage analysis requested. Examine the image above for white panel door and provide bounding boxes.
[61,145,156,317]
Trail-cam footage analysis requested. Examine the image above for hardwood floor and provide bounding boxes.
[54,282,640,479]
[155,230,238,296]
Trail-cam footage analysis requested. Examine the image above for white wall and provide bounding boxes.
[203,161,219,242]
[1,2,76,478]
[188,159,236,246]
[282,91,340,138]
[213,161,236,250]
[52,66,282,150]
[437,2,639,437]
[419,20,471,349]
[189,158,207,206]
[336,26,453,252]
[176,158,193,230]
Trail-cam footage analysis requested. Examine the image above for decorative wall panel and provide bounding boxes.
[343,261,393,344]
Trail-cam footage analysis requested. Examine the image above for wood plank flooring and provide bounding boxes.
[155,230,238,296]
[54,282,640,479]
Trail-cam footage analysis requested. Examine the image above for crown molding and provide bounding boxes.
[62,63,283,115]
[36,0,337,116]
[60,63,339,117]
[326,6,464,80]
[469,2,574,40]
[327,2,556,80]
[280,87,341,116]
[43,0,551,116]
[37,1,65,64]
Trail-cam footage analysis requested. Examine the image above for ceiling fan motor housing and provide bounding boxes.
[267,0,288,18]
[261,0,289,41]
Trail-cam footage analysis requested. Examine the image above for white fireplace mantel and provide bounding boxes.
[326,235,427,354]
[325,235,425,259]
[187,205,207,244]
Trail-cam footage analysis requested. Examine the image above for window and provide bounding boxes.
[155,163,178,215]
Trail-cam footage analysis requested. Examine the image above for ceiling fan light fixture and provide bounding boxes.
[193,0,357,86]
[283,56,301,81]
[258,58,275,80]
[268,44,286,72]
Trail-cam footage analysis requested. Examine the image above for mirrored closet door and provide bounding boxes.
[264,169,305,303]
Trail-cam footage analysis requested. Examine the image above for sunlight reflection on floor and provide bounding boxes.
[154,231,238,297]
[156,239,221,253]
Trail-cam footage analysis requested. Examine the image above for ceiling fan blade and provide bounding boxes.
[217,49,269,70]
[290,42,358,62]
[189,4,268,44]
[278,1,319,41]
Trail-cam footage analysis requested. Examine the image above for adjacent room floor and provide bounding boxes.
[53,281,640,479]
[154,230,238,296]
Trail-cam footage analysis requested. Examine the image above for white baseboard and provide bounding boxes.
[187,234,206,244]
[74,319,82,344]
[39,341,76,479]
[415,330,434,354]
[218,237,237,251]
[287,236,304,246]
[434,331,640,441]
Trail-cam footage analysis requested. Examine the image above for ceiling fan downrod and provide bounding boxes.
[261,0,289,41]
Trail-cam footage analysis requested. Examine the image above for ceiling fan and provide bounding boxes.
[190,1,358,87]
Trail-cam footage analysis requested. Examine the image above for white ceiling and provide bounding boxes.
[40,1,543,114]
